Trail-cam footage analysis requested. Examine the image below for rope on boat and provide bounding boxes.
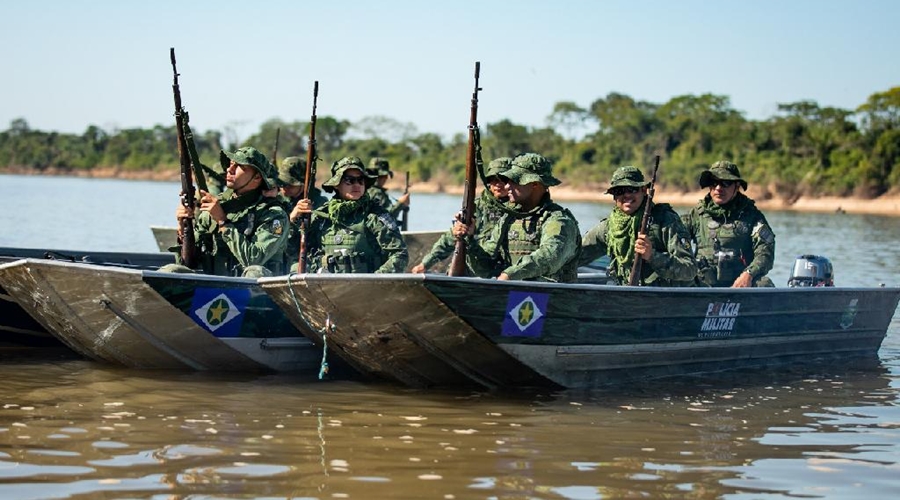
[286,273,331,380]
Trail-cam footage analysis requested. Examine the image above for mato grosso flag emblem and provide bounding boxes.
[502,291,549,337]
[190,287,251,337]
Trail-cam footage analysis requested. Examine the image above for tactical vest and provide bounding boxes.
[314,219,379,273]
[506,202,579,283]
[694,206,754,286]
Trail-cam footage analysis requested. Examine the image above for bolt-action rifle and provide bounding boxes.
[628,155,661,286]
[448,62,481,277]
[297,81,319,272]
[170,47,199,269]
[399,172,410,231]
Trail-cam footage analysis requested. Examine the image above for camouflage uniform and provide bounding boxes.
[366,157,407,222]
[276,156,329,270]
[168,147,290,277]
[302,156,408,273]
[580,166,696,286]
[472,153,581,283]
[420,157,512,277]
[682,161,776,287]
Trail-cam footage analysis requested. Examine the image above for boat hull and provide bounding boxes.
[0,259,318,372]
[259,274,900,389]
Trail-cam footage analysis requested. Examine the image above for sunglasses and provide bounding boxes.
[340,175,367,186]
[609,186,641,197]
[710,179,735,189]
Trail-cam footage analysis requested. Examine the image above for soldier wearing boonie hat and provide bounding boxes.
[461,152,580,282]
[365,157,410,224]
[579,164,697,287]
[276,156,329,271]
[682,160,775,288]
[165,146,290,278]
[291,156,408,274]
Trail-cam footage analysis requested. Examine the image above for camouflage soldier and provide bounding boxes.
[276,156,329,269]
[294,156,408,273]
[412,157,512,277]
[580,165,696,286]
[682,160,776,287]
[168,146,290,278]
[467,153,581,283]
[366,157,410,223]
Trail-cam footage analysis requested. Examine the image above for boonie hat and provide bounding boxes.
[500,153,561,187]
[699,160,748,190]
[366,157,393,178]
[219,146,277,190]
[606,165,649,194]
[322,156,375,193]
[277,156,308,187]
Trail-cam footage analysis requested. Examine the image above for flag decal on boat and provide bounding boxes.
[502,291,549,337]
[190,288,251,337]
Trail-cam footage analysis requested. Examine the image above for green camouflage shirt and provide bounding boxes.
[681,193,775,286]
[581,202,696,286]
[367,185,406,222]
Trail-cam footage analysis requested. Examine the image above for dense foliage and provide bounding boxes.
[2,87,898,199]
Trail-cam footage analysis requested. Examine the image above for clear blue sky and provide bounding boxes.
[3,0,898,142]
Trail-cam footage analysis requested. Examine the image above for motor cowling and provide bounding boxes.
[787,254,834,287]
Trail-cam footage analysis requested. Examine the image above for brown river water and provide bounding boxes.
[1,175,899,499]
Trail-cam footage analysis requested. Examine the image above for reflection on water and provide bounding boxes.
[1,175,900,498]
[1,357,899,499]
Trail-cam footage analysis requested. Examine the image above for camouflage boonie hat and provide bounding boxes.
[322,156,375,193]
[277,156,308,187]
[484,157,512,179]
[366,157,393,178]
[500,153,561,187]
[605,165,649,193]
[219,146,276,189]
[699,160,748,190]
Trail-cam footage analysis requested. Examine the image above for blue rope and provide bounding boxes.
[285,272,330,380]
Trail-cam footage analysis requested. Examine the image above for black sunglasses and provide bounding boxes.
[710,179,735,189]
[341,175,367,186]
[609,186,641,197]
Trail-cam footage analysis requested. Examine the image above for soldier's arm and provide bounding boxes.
[371,213,409,273]
[746,213,776,279]
[648,212,697,283]
[420,229,456,269]
[578,220,609,267]
[220,206,290,269]
[503,212,579,281]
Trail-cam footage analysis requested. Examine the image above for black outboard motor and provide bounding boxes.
[787,255,834,287]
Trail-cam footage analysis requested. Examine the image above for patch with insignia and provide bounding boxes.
[752,223,775,244]
[272,219,283,235]
[378,213,398,231]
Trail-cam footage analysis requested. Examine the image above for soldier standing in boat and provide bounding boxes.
[293,156,408,273]
[166,146,290,278]
[580,165,696,286]
[412,156,513,277]
[461,153,581,282]
[681,160,776,287]
[366,157,410,224]
[276,156,329,271]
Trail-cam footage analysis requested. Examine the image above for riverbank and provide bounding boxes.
[4,168,899,217]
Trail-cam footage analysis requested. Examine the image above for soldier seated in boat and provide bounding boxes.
[366,157,410,225]
[681,160,776,287]
[580,165,696,286]
[164,146,290,278]
[276,156,329,270]
[412,156,513,277]
[292,156,408,273]
[459,153,581,283]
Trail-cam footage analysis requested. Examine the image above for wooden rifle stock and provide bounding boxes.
[628,155,661,286]
[448,62,481,277]
[297,81,319,273]
[170,48,199,269]
[399,171,410,231]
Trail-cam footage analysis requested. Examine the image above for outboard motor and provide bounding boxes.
[787,255,834,287]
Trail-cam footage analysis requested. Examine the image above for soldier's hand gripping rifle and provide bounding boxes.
[628,155,660,286]
[399,171,410,231]
[448,61,481,277]
[170,48,199,269]
[297,81,319,273]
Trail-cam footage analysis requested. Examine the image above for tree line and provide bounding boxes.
[1,86,898,199]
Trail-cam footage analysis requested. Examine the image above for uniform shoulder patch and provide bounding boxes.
[752,222,775,244]
[377,213,399,232]
[272,219,284,236]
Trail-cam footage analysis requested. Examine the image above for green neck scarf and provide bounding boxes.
[607,202,645,280]
[325,193,371,222]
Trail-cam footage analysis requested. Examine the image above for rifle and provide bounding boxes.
[297,81,319,272]
[182,112,209,194]
[399,171,410,231]
[448,61,481,277]
[272,127,281,167]
[170,47,199,269]
[628,155,661,286]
